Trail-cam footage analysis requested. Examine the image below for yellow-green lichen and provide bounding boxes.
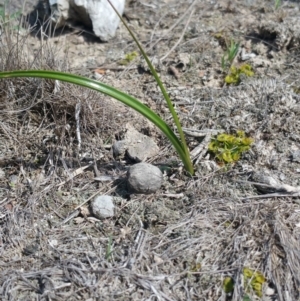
[243,267,266,298]
[118,51,138,66]
[223,276,234,294]
[225,64,254,85]
[208,130,253,164]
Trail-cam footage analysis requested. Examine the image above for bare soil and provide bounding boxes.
[1,0,300,300]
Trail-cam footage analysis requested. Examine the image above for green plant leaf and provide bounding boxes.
[0,70,194,174]
[232,152,241,161]
[222,151,233,163]
[243,295,251,301]
[221,55,226,70]
[106,0,192,174]
[216,133,227,142]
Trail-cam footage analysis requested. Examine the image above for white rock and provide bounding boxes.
[91,195,115,219]
[127,163,163,194]
[48,0,125,41]
[240,47,256,61]
[265,287,275,296]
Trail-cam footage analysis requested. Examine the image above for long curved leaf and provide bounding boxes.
[0,70,194,174]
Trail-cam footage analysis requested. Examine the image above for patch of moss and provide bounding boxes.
[225,64,254,85]
[223,276,234,294]
[208,130,253,164]
[118,51,138,66]
[243,267,266,298]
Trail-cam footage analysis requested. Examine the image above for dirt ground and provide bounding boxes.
[1,0,300,300]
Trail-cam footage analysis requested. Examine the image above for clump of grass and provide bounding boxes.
[274,0,281,10]
[221,39,239,70]
[225,64,254,85]
[208,130,253,164]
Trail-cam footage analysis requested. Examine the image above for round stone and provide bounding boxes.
[91,195,115,219]
[127,163,163,194]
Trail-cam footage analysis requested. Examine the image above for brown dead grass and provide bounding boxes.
[1,1,300,301]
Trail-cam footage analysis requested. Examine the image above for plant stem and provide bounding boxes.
[106,0,193,175]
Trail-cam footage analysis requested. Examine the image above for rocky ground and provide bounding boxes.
[1,0,300,300]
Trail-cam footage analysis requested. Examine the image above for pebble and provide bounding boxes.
[112,140,127,158]
[127,163,163,194]
[265,287,275,296]
[90,195,115,219]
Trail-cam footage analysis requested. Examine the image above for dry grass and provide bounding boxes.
[1,2,300,301]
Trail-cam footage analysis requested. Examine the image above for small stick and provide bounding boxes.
[241,193,300,200]
[56,164,91,187]
[75,102,81,150]
[169,66,181,80]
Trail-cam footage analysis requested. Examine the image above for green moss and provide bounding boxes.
[223,276,234,293]
[225,64,254,85]
[118,51,138,66]
[208,130,253,164]
[243,267,266,298]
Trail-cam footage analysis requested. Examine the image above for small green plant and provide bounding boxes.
[208,130,253,164]
[243,267,266,298]
[274,0,281,10]
[223,276,234,294]
[220,38,254,86]
[225,64,254,85]
[118,51,138,66]
[221,39,239,70]
[105,236,113,261]
[243,295,252,301]
[0,1,21,30]
[0,0,194,175]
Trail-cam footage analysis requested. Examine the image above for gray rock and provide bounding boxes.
[91,195,115,219]
[127,163,163,194]
[127,134,159,162]
[291,150,300,163]
[112,140,127,158]
[113,123,159,162]
[46,0,125,41]
[9,175,19,186]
